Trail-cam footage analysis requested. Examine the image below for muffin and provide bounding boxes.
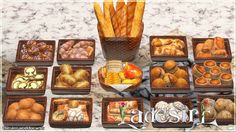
[192,64,206,77]
[209,79,221,86]
[174,68,188,79]
[210,66,221,79]
[152,78,167,88]
[163,60,178,73]
[220,73,232,85]
[204,60,216,72]
[220,62,231,73]
[175,78,188,88]
[195,77,208,86]
[151,67,165,79]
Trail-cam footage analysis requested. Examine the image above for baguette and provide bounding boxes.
[106,0,120,36]
[120,5,127,37]
[127,0,136,36]
[116,0,125,37]
[104,1,115,36]
[130,0,145,37]
[94,2,115,37]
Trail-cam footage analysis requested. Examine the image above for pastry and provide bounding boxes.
[201,98,215,108]
[195,37,228,58]
[151,38,162,47]
[195,77,208,86]
[220,73,232,85]
[8,102,20,111]
[210,66,221,79]
[209,79,221,86]
[30,112,42,120]
[192,64,206,77]
[202,39,214,53]
[6,109,17,120]
[213,37,225,49]
[151,67,165,79]
[19,98,34,109]
[31,103,45,114]
[16,109,31,120]
[203,73,211,80]
[163,60,178,73]
[175,78,188,88]
[225,102,235,114]
[220,62,231,73]
[174,68,188,79]
[216,110,232,119]
[163,73,177,86]
[204,106,217,119]
[215,98,227,112]
[204,60,216,72]
[152,78,166,88]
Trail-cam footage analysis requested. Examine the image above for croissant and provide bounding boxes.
[202,39,213,53]
[214,37,225,49]
[195,43,204,54]
[197,51,212,58]
[212,49,228,57]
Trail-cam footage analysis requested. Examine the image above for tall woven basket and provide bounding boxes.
[97,23,144,61]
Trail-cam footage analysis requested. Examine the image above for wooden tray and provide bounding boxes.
[98,67,142,93]
[97,23,143,61]
[197,94,234,125]
[150,97,193,128]
[150,66,191,94]
[150,36,188,62]
[3,96,47,127]
[57,39,95,65]
[102,97,144,128]
[192,64,233,92]
[51,66,91,95]
[5,67,47,95]
[49,97,93,128]
[192,38,232,63]
[15,40,55,66]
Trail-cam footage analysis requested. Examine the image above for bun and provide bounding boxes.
[30,112,42,120]
[151,67,165,78]
[8,102,20,110]
[31,103,44,114]
[175,78,188,88]
[6,109,17,120]
[16,109,30,120]
[174,68,188,79]
[19,98,34,109]
[163,60,178,73]
[152,78,166,88]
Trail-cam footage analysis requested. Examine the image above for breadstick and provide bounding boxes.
[94,2,115,37]
[127,0,136,36]
[116,0,125,37]
[119,5,127,37]
[104,1,115,36]
[130,0,145,37]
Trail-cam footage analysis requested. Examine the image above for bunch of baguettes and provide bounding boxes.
[94,0,145,38]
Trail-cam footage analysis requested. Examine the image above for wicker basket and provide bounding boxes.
[97,23,144,61]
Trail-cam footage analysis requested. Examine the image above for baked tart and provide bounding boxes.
[204,60,216,72]
[203,73,211,80]
[192,64,206,77]
[220,73,232,85]
[210,66,221,79]
[195,77,208,86]
[220,62,231,73]
[209,79,221,86]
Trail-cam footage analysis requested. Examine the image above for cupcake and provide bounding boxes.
[219,62,231,73]
[210,66,221,79]
[195,77,208,86]
[209,79,221,86]
[204,60,216,72]
[163,60,179,74]
[192,64,206,77]
[220,73,232,85]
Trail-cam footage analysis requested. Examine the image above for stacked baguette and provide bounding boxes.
[94,0,145,37]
